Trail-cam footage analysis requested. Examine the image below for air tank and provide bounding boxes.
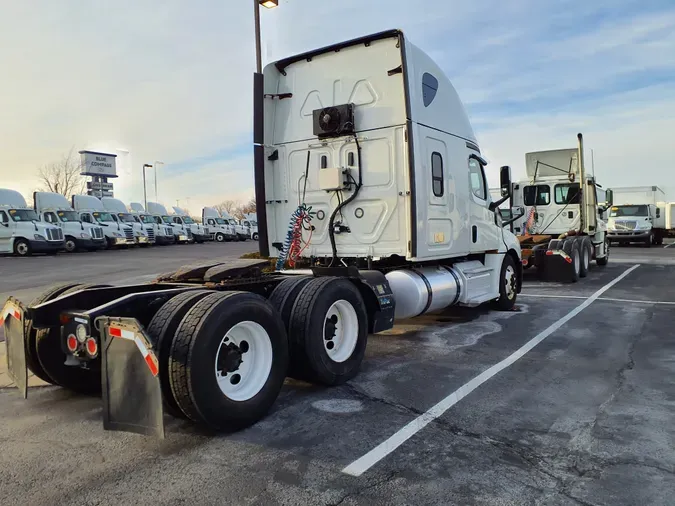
[385,266,463,320]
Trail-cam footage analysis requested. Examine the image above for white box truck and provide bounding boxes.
[3,30,522,437]
[0,188,65,256]
[508,138,612,281]
[129,203,176,245]
[606,186,672,246]
[73,195,135,248]
[202,207,237,242]
[170,206,210,243]
[33,192,106,253]
[101,197,151,246]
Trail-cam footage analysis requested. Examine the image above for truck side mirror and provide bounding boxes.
[656,208,661,218]
[605,189,613,207]
[500,166,512,198]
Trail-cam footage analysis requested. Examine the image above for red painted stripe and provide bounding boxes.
[109,326,122,337]
[13,310,20,320]
[144,353,159,377]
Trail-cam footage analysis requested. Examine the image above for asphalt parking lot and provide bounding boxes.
[1,240,674,505]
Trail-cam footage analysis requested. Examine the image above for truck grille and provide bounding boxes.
[203,227,210,235]
[615,220,637,230]
[146,227,155,241]
[46,228,64,241]
[92,227,104,239]
[187,229,193,239]
[124,227,134,240]
[165,227,173,236]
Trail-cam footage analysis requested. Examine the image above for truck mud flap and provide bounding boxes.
[537,251,575,282]
[98,317,165,438]
[2,298,28,399]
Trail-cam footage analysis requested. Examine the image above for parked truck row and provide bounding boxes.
[0,191,257,256]
[0,30,646,439]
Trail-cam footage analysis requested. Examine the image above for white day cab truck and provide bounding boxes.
[507,136,612,282]
[34,192,106,253]
[222,211,249,241]
[606,186,674,246]
[101,197,151,246]
[171,207,210,243]
[242,213,259,240]
[129,203,177,246]
[73,195,135,249]
[202,207,237,242]
[147,202,191,244]
[2,30,522,438]
[0,189,65,256]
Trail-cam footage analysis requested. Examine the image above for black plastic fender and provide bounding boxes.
[350,270,396,334]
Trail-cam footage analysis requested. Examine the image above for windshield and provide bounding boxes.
[250,221,257,227]
[56,210,80,222]
[609,205,649,218]
[140,214,155,224]
[215,218,227,225]
[9,209,39,222]
[92,212,114,223]
[182,216,195,224]
[162,216,173,224]
[117,213,136,223]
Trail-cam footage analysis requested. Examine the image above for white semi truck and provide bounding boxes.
[101,197,151,246]
[73,195,135,248]
[129,203,176,245]
[3,30,522,438]
[221,211,249,241]
[170,207,210,243]
[0,188,65,256]
[202,207,237,242]
[242,213,259,240]
[147,202,192,244]
[33,192,106,253]
[606,186,673,246]
[508,137,612,281]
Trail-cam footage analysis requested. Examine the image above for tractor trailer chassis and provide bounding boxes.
[2,255,521,438]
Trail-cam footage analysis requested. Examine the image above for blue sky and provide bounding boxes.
[1,0,674,213]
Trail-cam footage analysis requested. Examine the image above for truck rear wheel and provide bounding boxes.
[288,277,368,386]
[269,276,313,332]
[24,283,81,384]
[579,237,592,278]
[562,238,581,283]
[35,284,110,395]
[146,289,213,419]
[169,291,288,431]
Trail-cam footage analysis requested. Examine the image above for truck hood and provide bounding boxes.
[607,216,652,230]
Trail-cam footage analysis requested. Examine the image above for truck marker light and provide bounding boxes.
[67,334,78,352]
[60,314,71,325]
[85,338,98,357]
[522,258,529,267]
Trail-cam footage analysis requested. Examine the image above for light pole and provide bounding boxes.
[254,0,278,257]
[153,161,164,201]
[143,164,153,211]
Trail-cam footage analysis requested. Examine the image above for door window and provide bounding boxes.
[431,152,444,197]
[0,211,7,224]
[523,185,551,206]
[468,157,487,200]
[45,212,57,223]
[555,184,580,205]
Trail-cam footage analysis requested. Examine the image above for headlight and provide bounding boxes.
[80,233,91,239]
[34,234,46,241]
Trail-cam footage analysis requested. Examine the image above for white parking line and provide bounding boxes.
[665,242,675,248]
[342,264,641,477]
[520,293,675,305]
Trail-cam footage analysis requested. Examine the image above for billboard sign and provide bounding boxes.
[79,150,118,178]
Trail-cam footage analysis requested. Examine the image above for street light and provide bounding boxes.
[153,161,164,201]
[142,164,153,211]
[253,0,278,257]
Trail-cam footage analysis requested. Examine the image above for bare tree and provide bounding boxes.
[237,196,257,218]
[214,199,240,216]
[37,147,87,197]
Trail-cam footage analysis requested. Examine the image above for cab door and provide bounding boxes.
[468,155,501,253]
[0,210,12,253]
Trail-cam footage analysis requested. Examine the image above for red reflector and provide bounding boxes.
[85,337,98,356]
[60,314,71,325]
[522,258,528,267]
[109,326,122,337]
[565,257,573,264]
[144,353,159,377]
[546,250,554,256]
[66,335,78,352]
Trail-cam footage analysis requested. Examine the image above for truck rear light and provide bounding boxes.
[522,258,528,267]
[60,314,71,324]
[76,324,87,342]
[85,337,98,357]
[66,334,78,352]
